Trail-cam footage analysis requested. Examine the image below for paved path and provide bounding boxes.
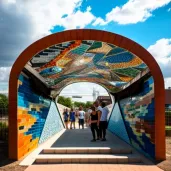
[25,163,163,171]
[24,127,163,171]
[51,128,132,148]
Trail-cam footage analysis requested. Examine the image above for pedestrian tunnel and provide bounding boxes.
[8,29,165,161]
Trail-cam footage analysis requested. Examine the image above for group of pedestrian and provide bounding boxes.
[89,101,109,142]
[62,106,85,130]
[62,100,109,142]
[63,108,75,129]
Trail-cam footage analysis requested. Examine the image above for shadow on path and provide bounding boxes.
[52,127,132,149]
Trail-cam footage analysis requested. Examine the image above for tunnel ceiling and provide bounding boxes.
[26,40,148,93]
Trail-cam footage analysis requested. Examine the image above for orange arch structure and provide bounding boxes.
[9,29,165,160]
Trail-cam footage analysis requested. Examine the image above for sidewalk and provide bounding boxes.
[24,126,163,171]
[25,163,162,171]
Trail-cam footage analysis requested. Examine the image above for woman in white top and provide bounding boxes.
[78,106,85,129]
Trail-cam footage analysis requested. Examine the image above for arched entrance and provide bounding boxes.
[8,29,165,160]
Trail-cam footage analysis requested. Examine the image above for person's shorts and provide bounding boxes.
[64,120,68,122]
[79,119,84,125]
[70,119,75,122]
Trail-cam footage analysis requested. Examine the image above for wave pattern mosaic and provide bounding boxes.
[17,74,63,158]
[119,76,155,158]
[29,40,148,93]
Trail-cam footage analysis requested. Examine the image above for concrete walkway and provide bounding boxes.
[24,127,163,171]
[51,128,132,148]
[25,163,162,171]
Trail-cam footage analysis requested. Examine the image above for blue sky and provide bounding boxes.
[0,0,171,99]
[52,0,171,48]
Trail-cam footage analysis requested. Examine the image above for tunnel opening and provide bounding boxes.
[9,29,165,161]
[56,82,114,128]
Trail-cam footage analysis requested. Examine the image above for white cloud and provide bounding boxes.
[0,0,97,91]
[92,17,107,26]
[0,0,96,67]
[165,77,171,88]
[6,0,16,4]
[60,82,108,102]
[60,6,96,29]
[0,67,11,94]
[0,67,11,82]
[168,7,171,11]
[12,0,95,36]
[147,38,171,78]
[93,0,171,25]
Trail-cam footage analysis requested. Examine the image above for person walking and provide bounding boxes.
[78,106,85,129]
[93,101,102,138]
[99,102,109,141]
[70,108,76,129]
[89,106,100,142]
[63,108,69,129]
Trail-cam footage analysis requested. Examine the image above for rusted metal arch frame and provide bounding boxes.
[9,29,165,160]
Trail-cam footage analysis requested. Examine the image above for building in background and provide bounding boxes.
[165,89,171,136]
[96,96,112,105]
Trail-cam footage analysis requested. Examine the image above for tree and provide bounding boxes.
[73,101,93,110]
[0,94,8,109]
[74,101,86,109]
[57,96,93,110]
[57,96,73,108]
[85,101,93,109]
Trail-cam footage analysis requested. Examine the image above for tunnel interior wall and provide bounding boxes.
[17,74,64,159]
[108,102,130,144]
[108,76,155,159]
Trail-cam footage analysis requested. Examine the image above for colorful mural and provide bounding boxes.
[108,102,130,144]
[39,101,64,144]
[22,39,155,158]
[29,40,148,93]
[17,74,63,158]
[119,76,155,158]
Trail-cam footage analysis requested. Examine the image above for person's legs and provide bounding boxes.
[73,121,75,129]
[85,119,87,127]
[79,119,81,129]
[102,121,107,141]
[102,123,106,139]
[95,124,100,140]
[82,119,84,129]
[91,124,96,141]
[65,121,68,129]
[80,119,84,129]
[99,121,102,139]
[86,119,89,127]
[104,121,108,138]
[70,121,72,129]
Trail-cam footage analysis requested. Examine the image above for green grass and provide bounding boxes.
[166,126,171,130]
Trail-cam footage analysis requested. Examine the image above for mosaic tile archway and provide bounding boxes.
[30,40,148,94]
[9,29,165,161]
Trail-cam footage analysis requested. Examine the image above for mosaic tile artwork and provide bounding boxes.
[39,101,64,144]
[17,74,63,158]
[119,76,155,158]
[108,102,130,144]
[29,40,148,93]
